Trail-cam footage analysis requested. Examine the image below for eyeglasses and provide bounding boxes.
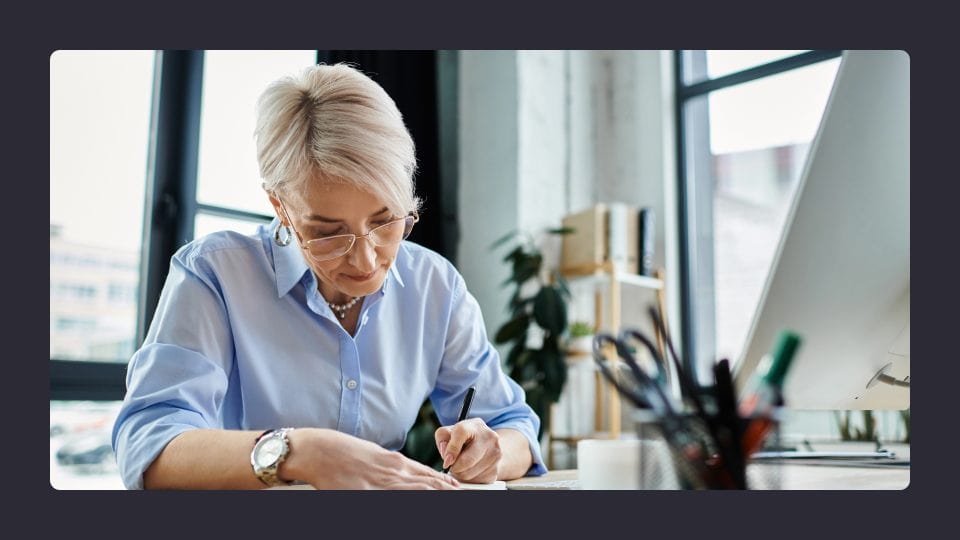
[276,196,419,262]
[299,214,418,262]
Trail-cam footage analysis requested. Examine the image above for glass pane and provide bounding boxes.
[50,401,124,489]
[194,212,270,239]
[683,50,809,85]
[196,50,317,215]
[689,58,841,364]
[50,50,155,363]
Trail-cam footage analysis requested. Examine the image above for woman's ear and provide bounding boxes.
[266,191,288,226]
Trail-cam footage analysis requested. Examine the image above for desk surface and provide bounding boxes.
[506,463,909,490]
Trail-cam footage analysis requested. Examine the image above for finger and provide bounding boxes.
[407,457,461,486]
[426,476,461,490]
[454,453,500,483]
[434,426,452,459]
[434,425,453,446]
[442,423,477,469]
[447,439,487,473]
[451,442,501,481]
[400,467,461,490]
[389,480,458,490]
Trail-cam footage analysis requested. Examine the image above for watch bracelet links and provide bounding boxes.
[253,427,295,487]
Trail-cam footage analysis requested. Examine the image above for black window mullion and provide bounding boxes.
[137,50,204,346]
[195,203,273,223]
[679,49,843,99]
[674,50,697,382]
[50,360,128,401]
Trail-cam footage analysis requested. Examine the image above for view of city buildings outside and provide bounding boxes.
[50,50,154,489]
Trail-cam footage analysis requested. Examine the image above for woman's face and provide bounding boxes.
[269,180,403,303]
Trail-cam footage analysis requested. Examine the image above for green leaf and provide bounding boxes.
[512,252,542,284]
[501,245,524,264]
[540,348,567,403]
[490,230,519,250]
[523,386,549,440]
[547,226,576,235]
[521,359,539,384]
[505,341,528,370]
[494,314,530,345]
[532,286,567,334]
[508,288,523,309]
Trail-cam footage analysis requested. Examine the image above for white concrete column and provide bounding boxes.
[457,51,521,342]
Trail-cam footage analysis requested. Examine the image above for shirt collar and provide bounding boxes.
[270,219,311,298]
[389,256,405,288]
[269,219,406,297]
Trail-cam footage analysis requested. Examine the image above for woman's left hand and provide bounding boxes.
[434,418,502,483]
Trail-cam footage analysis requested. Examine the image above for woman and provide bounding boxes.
[111,63,546,489]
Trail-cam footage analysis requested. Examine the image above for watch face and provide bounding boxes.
[255,437,284,468]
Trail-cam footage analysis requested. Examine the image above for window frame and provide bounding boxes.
[673,49,843,382]
[49,50,277,401]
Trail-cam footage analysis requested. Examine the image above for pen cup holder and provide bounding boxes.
[633,410,782,490]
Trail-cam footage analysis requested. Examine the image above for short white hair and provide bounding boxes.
[255,63,420,216]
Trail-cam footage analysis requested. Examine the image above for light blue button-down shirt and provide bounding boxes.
[112,219,547,489]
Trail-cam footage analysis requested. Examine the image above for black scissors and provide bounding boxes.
[591,333,713,488]
[618,328,670,389]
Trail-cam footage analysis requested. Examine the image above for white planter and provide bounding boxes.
[567,335,595,355]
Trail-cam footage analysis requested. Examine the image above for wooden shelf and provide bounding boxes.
[546,262,669,469]
[560,262,663,290]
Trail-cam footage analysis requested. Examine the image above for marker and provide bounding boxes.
[739,331,802,456]
[442,386,476,474]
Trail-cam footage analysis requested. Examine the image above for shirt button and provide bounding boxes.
[346,379,358,390]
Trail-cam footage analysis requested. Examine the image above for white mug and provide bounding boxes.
[577,438,679,490]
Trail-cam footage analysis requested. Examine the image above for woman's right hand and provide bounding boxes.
[281,428,460,490]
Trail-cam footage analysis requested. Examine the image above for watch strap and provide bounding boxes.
[251,427,294,487]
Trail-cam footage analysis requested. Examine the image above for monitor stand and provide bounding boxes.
[750,439,908,467]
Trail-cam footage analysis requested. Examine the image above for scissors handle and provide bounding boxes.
[593,333,675,417]
[618,328,669,385]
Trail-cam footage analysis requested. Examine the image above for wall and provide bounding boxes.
[458,50,679,360]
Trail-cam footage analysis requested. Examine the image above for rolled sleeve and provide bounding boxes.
[433,274,547,477]
[111,249,234,489]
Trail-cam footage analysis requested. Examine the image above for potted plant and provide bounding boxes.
[567,321,595,355]
[491,228,573,440]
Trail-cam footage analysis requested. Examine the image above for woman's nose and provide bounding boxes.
[347,235,378,272]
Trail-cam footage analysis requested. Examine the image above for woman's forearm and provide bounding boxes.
[143,429,277,489]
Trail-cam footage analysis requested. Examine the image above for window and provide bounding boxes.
[676,50,842,378]
[195,50,317,236]
[50,50,155,364]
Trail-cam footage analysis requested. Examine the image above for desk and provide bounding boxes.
[506,464,909,490]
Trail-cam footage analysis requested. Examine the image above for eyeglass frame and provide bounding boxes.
[274,194,419,262]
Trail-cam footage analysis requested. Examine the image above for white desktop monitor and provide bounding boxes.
[733,50,909,410]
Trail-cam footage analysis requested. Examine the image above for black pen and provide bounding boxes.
[442,386,476,474]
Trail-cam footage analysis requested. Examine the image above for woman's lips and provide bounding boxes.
[344,270,376,282]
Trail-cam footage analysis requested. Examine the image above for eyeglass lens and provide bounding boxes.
[305,216,415,261]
